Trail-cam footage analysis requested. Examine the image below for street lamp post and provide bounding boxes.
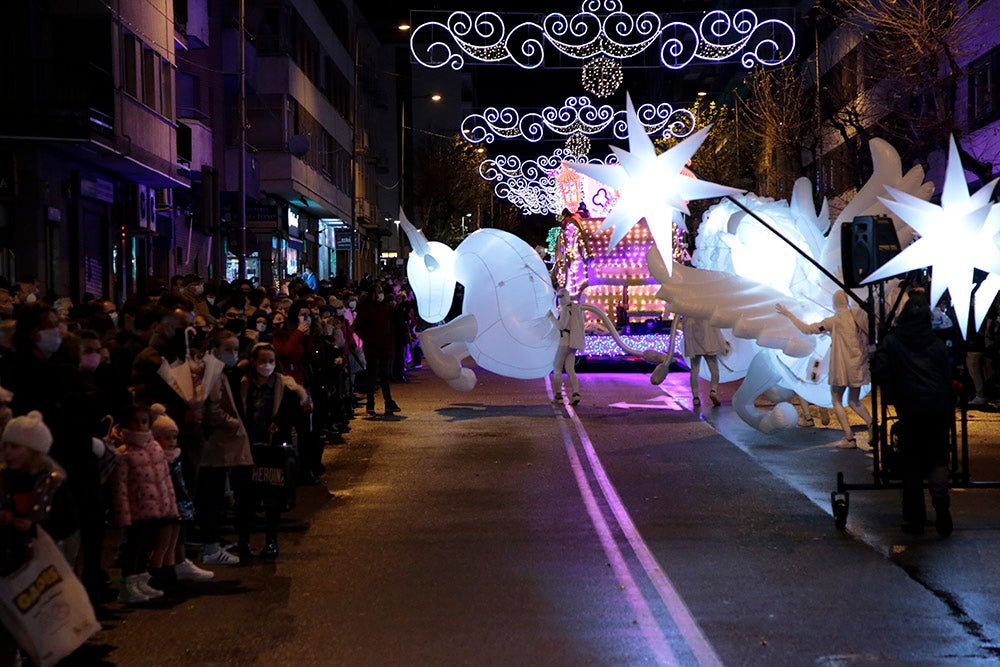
[399,91,442,238]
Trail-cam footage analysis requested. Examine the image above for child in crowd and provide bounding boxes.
[110,403,178,604]
[150,404,214,590]
[0,411,77,570]
[236,343,309,558]
[0,411,78,665]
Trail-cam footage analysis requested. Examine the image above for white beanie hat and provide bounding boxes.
[150,403,179,440]
[2,410,53,454]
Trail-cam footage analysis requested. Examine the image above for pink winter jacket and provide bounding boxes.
[110,430,178,527]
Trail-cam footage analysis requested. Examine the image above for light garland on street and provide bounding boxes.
[582,55,624,97]
[460,95,695,145]
[409,2,795,71]
[565,133,591,156]
[479,148,620,215]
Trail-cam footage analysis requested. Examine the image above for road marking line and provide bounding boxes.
[553,408,679,665]
[563,402,723,667]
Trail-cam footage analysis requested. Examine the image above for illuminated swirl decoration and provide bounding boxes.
[461,96,696,145]
[409,2,795,71]
[479,149,620,215]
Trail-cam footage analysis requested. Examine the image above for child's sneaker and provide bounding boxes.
[118,575,151,604]
[135,572,164,599]
[176,558,215,581]
[552,393,563,403]
[202,546,240,566]
[709,390,721,407]
[570,393,580,405]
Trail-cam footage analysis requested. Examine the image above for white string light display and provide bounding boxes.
[409,2,795,73]
[460,95,695,145]
[479,148,620,215]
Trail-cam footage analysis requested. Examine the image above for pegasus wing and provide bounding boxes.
[648,248,817,358]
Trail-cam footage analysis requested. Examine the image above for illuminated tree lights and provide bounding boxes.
[409,3,795,72]
[582,55,623,97]
[460,96,696,145]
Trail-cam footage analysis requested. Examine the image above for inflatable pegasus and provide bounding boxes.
[649,138,933,432]
[400,212,559,391]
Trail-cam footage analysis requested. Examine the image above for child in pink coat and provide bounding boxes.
[110,403,178,604]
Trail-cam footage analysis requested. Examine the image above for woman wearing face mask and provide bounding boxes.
[9,305,109,597]
[235,343,310,558]
[252,314,272,343]
[195,330,254,564]
[353,282,400,416]
[271,301,321,483]
[313,306,350,439]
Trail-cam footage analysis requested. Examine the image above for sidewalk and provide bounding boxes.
[696,378,1000,553]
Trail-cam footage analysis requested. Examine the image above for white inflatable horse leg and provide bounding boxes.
[732,352,799,433]
[417,314,479,391]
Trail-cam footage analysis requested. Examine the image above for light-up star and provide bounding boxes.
[568,93,743,273]
[864,136,1000,338]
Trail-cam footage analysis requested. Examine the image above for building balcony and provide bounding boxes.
[258,150,351,221]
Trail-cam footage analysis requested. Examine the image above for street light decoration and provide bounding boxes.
[862,135,1000,338]
[568,93,744,273]
[479,148,620,215]
[581,55,623,97]
[565,133,591,157]
[409,3,795,71]
[460,96,695,145]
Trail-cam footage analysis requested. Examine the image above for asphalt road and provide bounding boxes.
[75,366,1000,665]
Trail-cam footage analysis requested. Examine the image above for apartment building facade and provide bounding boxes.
[0,0,394,301]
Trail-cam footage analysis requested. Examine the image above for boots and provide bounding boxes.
[260,537,279,559]
[933,498,953,538]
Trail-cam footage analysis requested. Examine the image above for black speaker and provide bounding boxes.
[841,215,901,287]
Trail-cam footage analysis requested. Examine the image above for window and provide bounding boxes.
[176,71,201,118]
[969,47,1000,129]
[160,60,173,119]
[142,48,158,109]
[122,33,139,98]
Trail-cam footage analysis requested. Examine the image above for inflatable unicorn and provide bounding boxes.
[400,213,559,391]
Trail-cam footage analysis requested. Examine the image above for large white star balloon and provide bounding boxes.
[568,93,744,274]
[864,136,1000,337]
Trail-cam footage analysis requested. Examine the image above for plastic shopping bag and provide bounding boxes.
[0,527,100,667]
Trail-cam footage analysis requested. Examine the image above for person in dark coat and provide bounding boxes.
[352,282,399,416]
[7,303,108,598]
[872,294,954,536]
[235,343,309,558]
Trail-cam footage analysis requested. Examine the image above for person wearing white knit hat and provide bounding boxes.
[1,409,53,455]
[0,410,76,573]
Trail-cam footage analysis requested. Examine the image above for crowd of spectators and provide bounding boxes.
[0,269,421,617]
